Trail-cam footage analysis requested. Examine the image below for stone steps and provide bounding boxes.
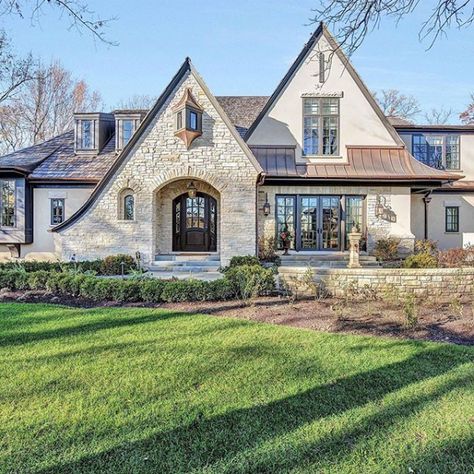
[279,254,380,269]
[149,254,221,273]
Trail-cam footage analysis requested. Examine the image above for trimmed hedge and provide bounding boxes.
[0,254,137,275]
[0,265,273,303]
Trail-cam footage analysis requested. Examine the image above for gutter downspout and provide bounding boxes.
[423,191,432,240]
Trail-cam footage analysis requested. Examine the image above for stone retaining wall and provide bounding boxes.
[278,267,474,301]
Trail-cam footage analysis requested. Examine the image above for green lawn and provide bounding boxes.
[0,304,473,474]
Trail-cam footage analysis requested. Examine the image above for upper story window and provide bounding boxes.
[122,120,134,147]
[412,134,460,170]
[0,179,15,227]
[173,88,203,149]
[303,97,339,156]
[50,198,65,225]
[81,120,94,149]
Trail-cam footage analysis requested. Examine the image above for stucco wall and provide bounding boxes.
[247,33,399,160]
[279,266,474,302]
[258,184,414,254]
[0,186,93,261]
[55,71,259,265]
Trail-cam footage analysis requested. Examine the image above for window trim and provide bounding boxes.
[80,119,95,150]
[412,133,461,171]
[123,194,135,221]
[121,119,135,148]
[50,198,65,226]
[445,206,459,233]
[302,97,340,157]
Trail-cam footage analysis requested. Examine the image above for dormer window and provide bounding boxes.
[122,120,134,146]
[114,113,143,151]
[81,120,94,149]
[173,88,203,148]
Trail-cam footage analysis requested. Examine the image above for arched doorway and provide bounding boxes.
[173,192,217,251]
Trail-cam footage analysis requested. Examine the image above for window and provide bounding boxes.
[412,134,460,170]
[189,110,198,131]
[122,120,134,147]
[81,120,94,149]
[124,194,134,220]
[303,98,339,156]
[50,198,65,225]
[345,196,366,250]
[0,180,15,227]
[445,206,459,233]
[276,196,295,249]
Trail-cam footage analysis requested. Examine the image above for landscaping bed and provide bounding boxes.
[1,290,473,345]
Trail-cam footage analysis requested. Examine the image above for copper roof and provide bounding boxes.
[252,146,461,182]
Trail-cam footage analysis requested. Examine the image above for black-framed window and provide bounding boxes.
[276,196,296,249]
[412,134,460,170]
[445,206,459,233]
[1,180,15,227]
[303,97,339,156]
[50,198,65,225]
[345,195,366,250]
[124,194,134,220]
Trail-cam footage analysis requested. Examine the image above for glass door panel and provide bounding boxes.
[276,196,296,249]
[345,196,365,250]
[320,196,340,250]
[300,196,318,249]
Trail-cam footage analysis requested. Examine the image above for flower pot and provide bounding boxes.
[282,241,290,255]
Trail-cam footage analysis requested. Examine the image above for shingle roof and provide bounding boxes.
[29,132,117,181]
[216,96,268,137]
[251,146,461,182]
[0,132,71,173]
[387,116,414,126]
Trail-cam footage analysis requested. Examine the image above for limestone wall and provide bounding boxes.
[279,267,474,301]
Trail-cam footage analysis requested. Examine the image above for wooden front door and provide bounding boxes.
[173,193,217,252]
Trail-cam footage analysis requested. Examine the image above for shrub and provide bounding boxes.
[373,237,400,261]
[225,255,260,270]
[0,270,28,290]
[100,255,137,276]
[140,279,167,303]
[224,264,275,299]
[414,239,438,256]
[403,252,438,269]
[27,270,52,290]
[110,280,141,302]
[160,280,207,302]
[402,293,418,329]
[438,246,474,268]
[258,236,281,265]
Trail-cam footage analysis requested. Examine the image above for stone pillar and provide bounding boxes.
[348,230,362,269]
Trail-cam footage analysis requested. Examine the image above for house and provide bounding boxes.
[0,23,472,267]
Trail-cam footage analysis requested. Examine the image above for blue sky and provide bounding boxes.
[5,0,474,122]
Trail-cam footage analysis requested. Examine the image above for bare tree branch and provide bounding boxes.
[0,0,117,45]
[373,89,421,120]
[460,93,474,124]
[114,94,156,111]
[312,0,474,55]
[424,107,453,124]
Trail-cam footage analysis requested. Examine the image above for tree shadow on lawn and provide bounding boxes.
[0,309,194,347]
[37,345,474,474]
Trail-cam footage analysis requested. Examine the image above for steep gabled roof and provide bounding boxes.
[53,57,263,233]
[244,23,404,146]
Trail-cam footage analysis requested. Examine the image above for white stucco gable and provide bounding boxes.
[247,23,403,161]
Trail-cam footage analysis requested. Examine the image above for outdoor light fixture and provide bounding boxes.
[375,195,384,218]
[187,181,197,199]
[263,193,271,216]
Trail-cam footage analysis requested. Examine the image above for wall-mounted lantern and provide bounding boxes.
[187,181,197,199]
[262,193,271,216]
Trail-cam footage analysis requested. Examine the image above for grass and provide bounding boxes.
[0,303,473,474]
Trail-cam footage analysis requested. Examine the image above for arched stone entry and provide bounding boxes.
[172,192,217,252]
[154,179,220,255]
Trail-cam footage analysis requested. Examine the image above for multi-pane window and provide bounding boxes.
[124,195,134,220]
[412,135,460,170]
[50,199,65,225]
[186,196,205,228]
[345,196,366,250]
[81,120,94,149]
[189,111,198,131]
[1,180,15,227]
[276,196,295,249]
[122,120,134,147]
[303,98,339,156]
[445,206,459,233]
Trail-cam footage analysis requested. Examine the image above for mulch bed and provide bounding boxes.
[2,290,473,346]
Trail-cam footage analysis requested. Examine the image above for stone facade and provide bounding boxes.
[257,184,415,254]
[55,71,260,265]
[279,267,474,302]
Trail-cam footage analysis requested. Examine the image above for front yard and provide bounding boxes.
[1,303,473,473]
